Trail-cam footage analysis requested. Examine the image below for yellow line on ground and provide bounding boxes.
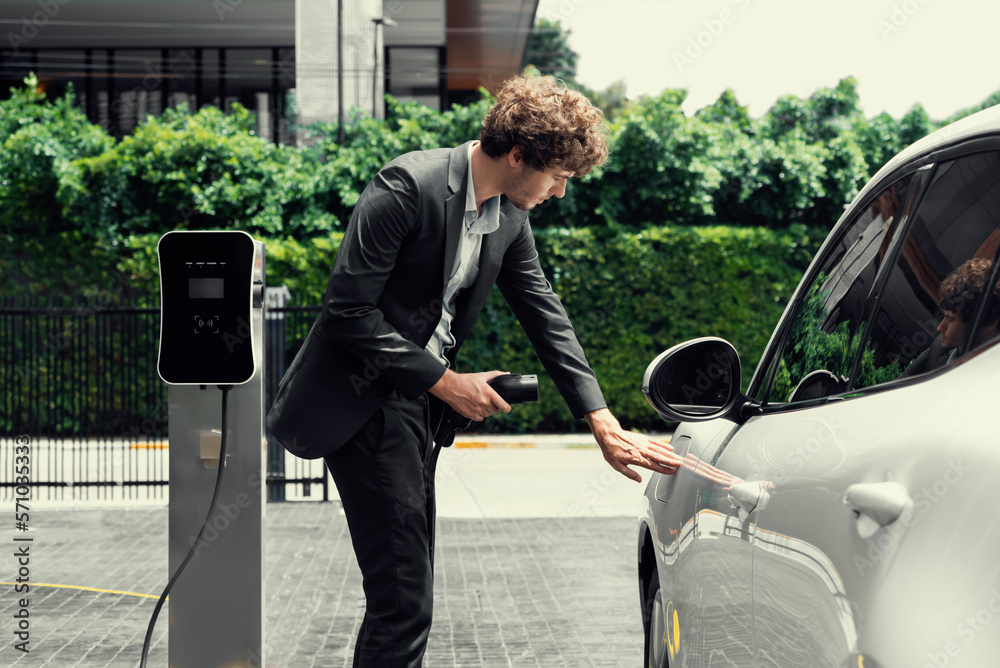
[453,441,537,449]
[0,581,160,600]
[131,443,169,450]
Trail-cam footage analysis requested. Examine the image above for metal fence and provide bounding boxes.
[0,294,326,503]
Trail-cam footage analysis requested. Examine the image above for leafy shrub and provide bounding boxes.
[58,104,337,239]
[308,94,494,211]
[0,74,114,237]
[588,90,720,227]
[0,230,134,298]
[464,224,820,431]
[4,75,995,240]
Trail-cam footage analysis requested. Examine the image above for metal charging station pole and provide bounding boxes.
[157,231,266,667]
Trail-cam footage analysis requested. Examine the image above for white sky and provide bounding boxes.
[534,0,1000,121]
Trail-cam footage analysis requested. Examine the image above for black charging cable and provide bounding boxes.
[139,384,233,667]
[427,374,538,565]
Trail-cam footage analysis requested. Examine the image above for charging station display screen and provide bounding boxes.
[158,231,257,385]
[189,277,224,299]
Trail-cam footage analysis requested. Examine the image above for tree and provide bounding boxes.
[579,78,629,121]
[899,102,934,147]
[0,73,113,237]
[806,76,864,143]
[60,104,336,239]
[853,111,902,176]
[695,88,753,134]
[521,18,578,83]
[519,19,630,120]
[593,89,722,227]
[943,91,1000,125]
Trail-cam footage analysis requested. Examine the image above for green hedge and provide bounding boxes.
[5,74,993,241]
[2,224,821,433]
[460,224,820,431]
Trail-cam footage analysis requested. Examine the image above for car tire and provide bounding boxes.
[643,570,668,668]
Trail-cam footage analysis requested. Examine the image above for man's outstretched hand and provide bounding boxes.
[585,408,683,483]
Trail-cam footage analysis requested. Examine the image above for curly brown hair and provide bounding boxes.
[939,257,1000,323]
[479,73,609,176]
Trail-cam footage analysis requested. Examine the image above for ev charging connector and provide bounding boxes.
[150,230,267,667]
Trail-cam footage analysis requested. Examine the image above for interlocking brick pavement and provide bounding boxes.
[0,503,644,667]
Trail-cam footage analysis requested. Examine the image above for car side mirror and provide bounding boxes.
[641,337,756,423]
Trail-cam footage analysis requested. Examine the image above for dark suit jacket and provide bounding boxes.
[267,142,606,459]
[902,334,952,378]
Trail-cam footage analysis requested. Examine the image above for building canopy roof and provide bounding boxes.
[446,0,538,94]
[1,0,538,94]
[1,0,296,48]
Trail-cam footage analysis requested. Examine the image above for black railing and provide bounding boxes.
[263,301,323,502]
[0,295,325,502]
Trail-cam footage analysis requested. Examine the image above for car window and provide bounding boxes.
[856,151,1000,387]
[968,265,1000,355]
[762,174,919,406]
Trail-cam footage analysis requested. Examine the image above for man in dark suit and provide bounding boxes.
[268,74,682,666]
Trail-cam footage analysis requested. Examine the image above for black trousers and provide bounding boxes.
[324,392,440,668]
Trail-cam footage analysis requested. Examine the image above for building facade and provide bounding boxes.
[0,0,538,143]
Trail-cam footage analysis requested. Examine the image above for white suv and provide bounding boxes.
[638,104,1000,668]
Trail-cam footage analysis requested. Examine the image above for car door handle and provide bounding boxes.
[654,436,690,503]
[728,481,770,523]
[843,482,911,539]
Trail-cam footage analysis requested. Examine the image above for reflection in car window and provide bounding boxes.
[969,265,1000,354]
[857,152,1000,387]
[765,175,917,405]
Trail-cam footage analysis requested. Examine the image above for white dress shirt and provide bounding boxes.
[425,142,501,366]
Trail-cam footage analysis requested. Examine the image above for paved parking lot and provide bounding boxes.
[0,447,652,667]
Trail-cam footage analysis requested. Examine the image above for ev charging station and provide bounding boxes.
[155,230,267,667]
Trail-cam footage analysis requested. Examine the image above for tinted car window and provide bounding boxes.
[857,152,1000,386]
[763,174,918,405]
[969,266,1000,354]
